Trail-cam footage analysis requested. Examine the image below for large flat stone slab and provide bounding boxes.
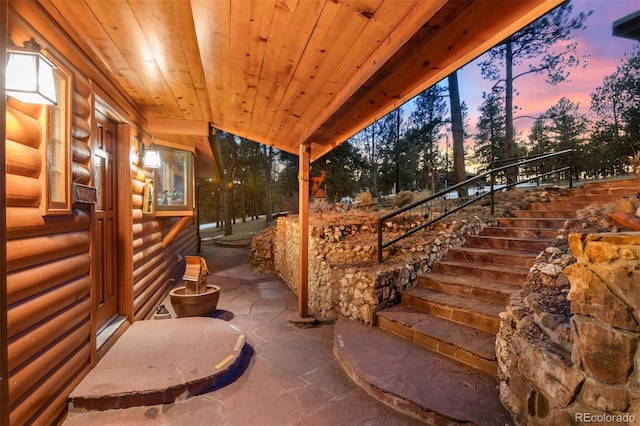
[334,317,513,426]
[69,317,246,411]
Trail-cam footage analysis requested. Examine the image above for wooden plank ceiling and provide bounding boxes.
[36,0,563,165]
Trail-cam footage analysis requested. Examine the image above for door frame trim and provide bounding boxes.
[90,86,133,363]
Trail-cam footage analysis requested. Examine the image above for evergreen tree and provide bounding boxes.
[590,46,640,173]
[408,85,448,191]
[315,140,365,201]
[527,118,554,180]
[543,97,588,180]
[474,90,506,170]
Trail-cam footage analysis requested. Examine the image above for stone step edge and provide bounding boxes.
[469,235,556,243]
[435,259,530,276]
[418,273,519,303]
[466,235,555,250]
[449,246,541,257]
[333,319,511,425]
[484,226,562,233]
[497,217,568,224]
[377,308,497,376]
[401,288,502,334]
[334,338,463,425]
[68,339,249,412]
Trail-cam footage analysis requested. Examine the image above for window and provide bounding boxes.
[40,58,72,214]
[154,147,194,215]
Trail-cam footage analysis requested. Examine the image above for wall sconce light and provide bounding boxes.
[143,143,162,169]
[6,37,57,105]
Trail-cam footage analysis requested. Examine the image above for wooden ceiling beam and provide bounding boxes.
[293,0,448,151]
[247,0,325,145]
[147,118,209,136]
[307,0,565,160]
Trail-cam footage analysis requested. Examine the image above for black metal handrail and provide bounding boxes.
[376,149,574,262]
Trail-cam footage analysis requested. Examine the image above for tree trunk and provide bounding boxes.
[505,39,517,185]
[448,72,465,197]
[371,126,378,198]
[395,109,401,193]
[223,184,233,236]
[240,182,247,223]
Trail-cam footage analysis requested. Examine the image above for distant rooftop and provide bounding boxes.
[613,10,640,41]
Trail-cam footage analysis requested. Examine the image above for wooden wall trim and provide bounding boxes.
[161,216,192,248]
[117,125,134,323]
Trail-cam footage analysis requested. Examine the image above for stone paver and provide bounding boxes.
[64,245,423,425]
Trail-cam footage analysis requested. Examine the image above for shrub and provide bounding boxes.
[393,191,414,208]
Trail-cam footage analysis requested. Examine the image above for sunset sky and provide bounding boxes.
[450,0,639,141]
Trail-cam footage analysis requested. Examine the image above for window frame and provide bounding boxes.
[39,55,72,215]
[153,146,195,217]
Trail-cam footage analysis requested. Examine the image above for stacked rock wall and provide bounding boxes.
[497,233,640,425]
[251,213,485,323]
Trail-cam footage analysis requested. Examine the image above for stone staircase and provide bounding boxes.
[376,177,639,377]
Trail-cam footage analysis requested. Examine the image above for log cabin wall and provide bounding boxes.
[6,3,199,424]
[129,149,198,321]
[6,89,93,426]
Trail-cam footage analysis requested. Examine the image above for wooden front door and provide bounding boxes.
[93,110,118,333]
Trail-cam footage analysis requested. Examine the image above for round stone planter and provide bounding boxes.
[169,284,220,318]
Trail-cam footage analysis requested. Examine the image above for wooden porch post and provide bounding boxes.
[297,143,310,319]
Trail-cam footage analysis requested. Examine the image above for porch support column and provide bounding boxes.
[298,142,310,318]
[288,142,316,325]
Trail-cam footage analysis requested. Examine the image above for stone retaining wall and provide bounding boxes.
[497,232,640,425]
[250,213,486,323]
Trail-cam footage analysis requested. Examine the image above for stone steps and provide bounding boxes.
[377,304,497,375]
[512,209,576,218]
[579,177,639,190]
[496,217,568,229]
[581,187,638,196]
[482,225,561,239]
[561,194,633,203]
[529,201,594,211]
[376,177,637,388]
[334,318,514,425]
[433,260,529,286]
[447,246,538,268]
[559,178,638,205]
[466,234,555,252]
[418,272,519,305]
[401,287,503,334]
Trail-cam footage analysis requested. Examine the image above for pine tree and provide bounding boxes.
[478,3,590,184]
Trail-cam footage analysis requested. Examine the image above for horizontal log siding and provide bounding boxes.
[6,103,42,210]
[130,159,198,320]
[6,140,41,177]
[71,76,92,185]
[10,335,90,425]
[8,301,90,424]
[6,73,92,424]
[7,6,199,422]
